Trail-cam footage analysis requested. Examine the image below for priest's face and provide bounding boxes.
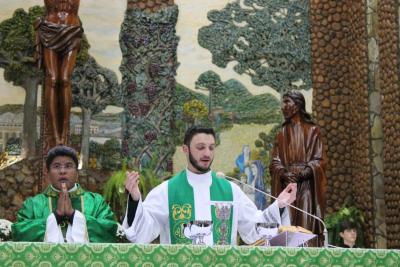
[183,133,215,174]
[281,96,299,120]
[48,156,78,190]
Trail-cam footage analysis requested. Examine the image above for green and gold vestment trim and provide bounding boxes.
[168,170,233,244]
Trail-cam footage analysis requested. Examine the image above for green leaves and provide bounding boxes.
[72,56,118,114]
[0,6,44,85]
[198,0,312,94]
[103,161,128,220]
[195,70,224,92]
[325,206,365,229]
[183,99,208,123]
[193,70,281,125]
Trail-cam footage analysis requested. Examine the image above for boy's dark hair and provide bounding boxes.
[183,126,216,146]
[339,220,357,233]
[46,145,79,170]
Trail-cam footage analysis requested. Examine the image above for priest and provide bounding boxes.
[123,126,297,245]
[12,146,117,243]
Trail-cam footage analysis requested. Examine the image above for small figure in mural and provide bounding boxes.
[235,145,254,201]
[12,146,117,243]
[269,90,327,246]
[250,160,267,210]
[123,126,297,245]
[236,146,267,209]
[35,0,83,145]
[235,145,251,181]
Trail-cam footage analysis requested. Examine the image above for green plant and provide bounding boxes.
[103,161,128,222]
[139,166,162,199]
[325,206,365,247]
[137,152,166,198]
[103,153,166,223]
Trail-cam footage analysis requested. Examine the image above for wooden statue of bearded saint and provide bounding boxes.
[35,0,83,145]
[269,90,327,246]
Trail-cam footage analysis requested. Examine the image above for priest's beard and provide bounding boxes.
[188,150,213,174]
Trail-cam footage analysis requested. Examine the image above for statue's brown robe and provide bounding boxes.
[270,121,327,241]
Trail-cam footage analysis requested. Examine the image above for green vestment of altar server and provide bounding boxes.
[12,184,117,242]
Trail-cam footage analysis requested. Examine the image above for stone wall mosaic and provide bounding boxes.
[310,0,374,247]
[311,0,400,249]
[379,0,400,249]
[367,0,386,249]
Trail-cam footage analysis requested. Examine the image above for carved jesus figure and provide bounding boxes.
[269,90,328,246]
[35,0,83,145]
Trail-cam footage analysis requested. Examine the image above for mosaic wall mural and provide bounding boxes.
[0,0,316,234]
[0,0,312,180]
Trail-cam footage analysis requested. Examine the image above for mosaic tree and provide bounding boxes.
[0,6,44,158]
[119,3,179,173]
[183,99,208,126]
[195,70,281,126]
[195,70,225,114]
[72,56,118,169]
[198,0,311,95]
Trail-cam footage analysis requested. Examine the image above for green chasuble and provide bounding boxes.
[168,170,233,245]
[12,184,117,242]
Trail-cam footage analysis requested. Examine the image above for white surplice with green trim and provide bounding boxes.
[43,184,88,243]
[122,169,290,245]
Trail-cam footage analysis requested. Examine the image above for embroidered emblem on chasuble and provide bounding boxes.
[171,203,192,240]
[168,170,233,244]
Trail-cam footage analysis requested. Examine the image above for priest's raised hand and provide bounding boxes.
[125,171,141,201]
[276,183,297,208]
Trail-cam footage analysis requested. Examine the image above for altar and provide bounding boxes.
[0,242,398,266]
